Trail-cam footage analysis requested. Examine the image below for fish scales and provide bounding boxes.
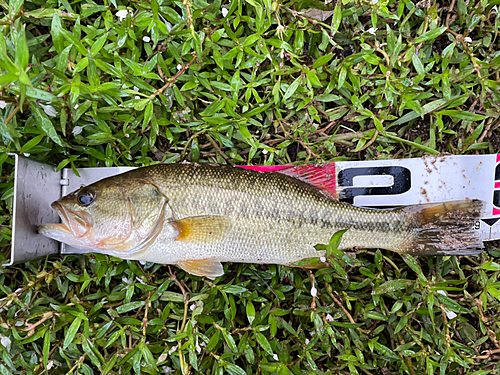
[38,163,485,277]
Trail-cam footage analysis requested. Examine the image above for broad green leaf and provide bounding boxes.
[283,75,301,100]
[331,1,342,35]
[254,332,273,356]
[414,26,447,43]
[391,99,448,126]
[30,104,63,147]
[246,301,256,325]
[51,12,65,53]
[90,33,108,56]
[63,316,82,349]
[43,330,50,369]
[14,23,29,71]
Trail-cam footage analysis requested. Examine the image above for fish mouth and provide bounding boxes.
[38,201,89,239]
[38,201,73,238]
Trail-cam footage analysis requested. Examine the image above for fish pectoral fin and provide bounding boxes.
[171,216,231,244]
[177,259,224,279]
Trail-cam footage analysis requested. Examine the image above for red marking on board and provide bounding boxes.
[495,182,500,189]
[496,154,500,163]
[239,164,338,198]
[493,208,500,216]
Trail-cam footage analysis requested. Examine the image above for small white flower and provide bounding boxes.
[371,0,379,4]
[72,126,83,135]
[139,260,146,265]
[221,8,228,17]
[320,256,326,263]
[0,101,7,109]
[262,149,268,155]
[305,338,310,345]
[47,360,54,370]
[272,354,279,361]
[41,104,57,117]
[116,9,132,21]
[367,27,378,35]
[0,334,11,349]
[444,309,457,320]
[156,352,168,364]
[168,345,178,355]
[310,286,317,297]
[136,277,147,285]
[190,304,196,311]
[142,36,151,43]
[325,314,334,322]
[15,320,24,327]
[73,104,79,110]
[464,37,472,43]
[133,86,140,92]
[23,153,30,157]
[176,64,183,71]
[122,277,130,284]
[195,341,201,353]
[162,366,174,374]
[436,290,447,296]
[135,95,140,100]
[492,5,498,12]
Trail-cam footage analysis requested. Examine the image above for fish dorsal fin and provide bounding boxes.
[275,164,338,198]
[171,216,231,244]
[177,259,224,279]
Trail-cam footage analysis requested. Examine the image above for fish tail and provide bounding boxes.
[399,199,485,256]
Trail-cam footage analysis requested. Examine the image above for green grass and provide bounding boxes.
[1,0,500,373]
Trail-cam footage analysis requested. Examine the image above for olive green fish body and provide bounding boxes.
[39,164,485,278]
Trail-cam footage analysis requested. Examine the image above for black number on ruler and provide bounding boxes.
[337,166,411,204]
[494,163,500,209]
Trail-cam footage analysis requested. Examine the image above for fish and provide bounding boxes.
[38,163,485,278]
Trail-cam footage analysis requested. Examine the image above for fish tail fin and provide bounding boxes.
[400,199,485,256]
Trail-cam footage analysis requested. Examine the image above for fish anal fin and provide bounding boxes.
[172,216,231,244]
[177,259,224,279]
[275,164,338,198]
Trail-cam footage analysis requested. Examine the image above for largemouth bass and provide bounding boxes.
[38,163,485,278]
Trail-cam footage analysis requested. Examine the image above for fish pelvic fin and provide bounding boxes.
[400,199,485,256]
[171,216,232,244]
[177,259,224,279]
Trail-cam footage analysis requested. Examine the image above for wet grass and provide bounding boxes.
[1,0,500,373]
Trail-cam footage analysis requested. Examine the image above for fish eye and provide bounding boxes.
[77,187,96,206]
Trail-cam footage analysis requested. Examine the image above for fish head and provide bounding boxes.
[39,177,167,255]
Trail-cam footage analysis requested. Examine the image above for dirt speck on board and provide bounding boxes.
[476,162,483,170]
[425,181,429,184]
[421,187,430,202]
